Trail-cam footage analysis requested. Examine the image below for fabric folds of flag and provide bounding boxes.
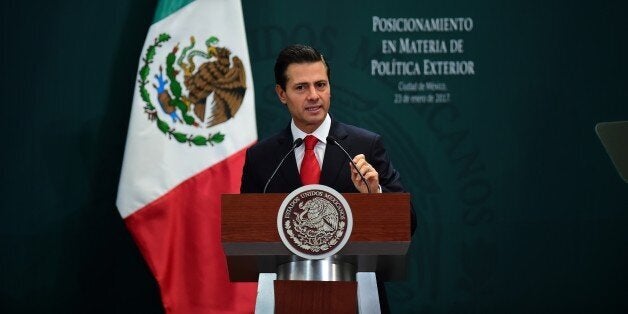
[116,0,257,312]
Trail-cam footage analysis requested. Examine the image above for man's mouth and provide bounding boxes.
[305,105,321,112]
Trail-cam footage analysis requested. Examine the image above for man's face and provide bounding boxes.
[275,61,330,133]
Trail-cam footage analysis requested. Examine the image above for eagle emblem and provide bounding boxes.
[137,33,248,146]
[277,185,353,259]
[295,198,339,233]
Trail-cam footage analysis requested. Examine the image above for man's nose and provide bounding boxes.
[306,85,319,100]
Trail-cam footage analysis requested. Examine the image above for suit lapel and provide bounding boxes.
[320,120,350,187]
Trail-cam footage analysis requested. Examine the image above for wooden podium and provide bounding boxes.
[221,193,411,313]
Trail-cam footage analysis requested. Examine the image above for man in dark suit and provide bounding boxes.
[240,44,414,313]
[241,44,408,198]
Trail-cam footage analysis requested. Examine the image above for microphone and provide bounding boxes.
[263,138,304,193]
[326,136,371,194]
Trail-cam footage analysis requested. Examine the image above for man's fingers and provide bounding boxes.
[349,161,359,174]
[360,163,374,177]
[352,154,365,164]
[354,158,366,169]
[350,161,377,179]
[364,170,378,180]
[349,154,381,193]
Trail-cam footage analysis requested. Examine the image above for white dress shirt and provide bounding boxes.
[291,114,331,173]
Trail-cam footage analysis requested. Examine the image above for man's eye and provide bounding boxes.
[316,82,327,89]
[295,85,304,90]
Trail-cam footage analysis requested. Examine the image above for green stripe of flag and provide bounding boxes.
[153,0,195,23]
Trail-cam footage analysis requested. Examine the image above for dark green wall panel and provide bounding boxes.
[1,0,626,313]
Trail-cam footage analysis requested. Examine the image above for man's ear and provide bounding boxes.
[275,84,287,104]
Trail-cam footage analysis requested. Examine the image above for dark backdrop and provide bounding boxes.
[1,1,627,313]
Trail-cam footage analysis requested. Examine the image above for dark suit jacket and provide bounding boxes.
[241,119,405,194]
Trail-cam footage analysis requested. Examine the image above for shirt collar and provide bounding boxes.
[291,114,331,144]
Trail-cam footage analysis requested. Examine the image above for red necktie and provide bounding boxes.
[300,135,320,185]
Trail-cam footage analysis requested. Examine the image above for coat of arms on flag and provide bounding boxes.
[138,33,247,146]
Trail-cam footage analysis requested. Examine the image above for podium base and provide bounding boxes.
[274,280,357,313]
[255,271,381,314]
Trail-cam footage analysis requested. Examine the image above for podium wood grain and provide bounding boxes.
[222,193,410,243]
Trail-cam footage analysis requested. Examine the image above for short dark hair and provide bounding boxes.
[274,44,330,90]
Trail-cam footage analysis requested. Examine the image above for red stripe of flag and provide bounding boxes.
[124,145,256,313]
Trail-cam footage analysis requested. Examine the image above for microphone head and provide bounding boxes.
[294,138,304,147]
[326,136,337,145]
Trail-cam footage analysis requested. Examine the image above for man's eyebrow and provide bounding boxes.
[290,78,328,86]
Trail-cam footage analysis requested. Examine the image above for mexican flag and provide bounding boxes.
[116,0,257,312]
